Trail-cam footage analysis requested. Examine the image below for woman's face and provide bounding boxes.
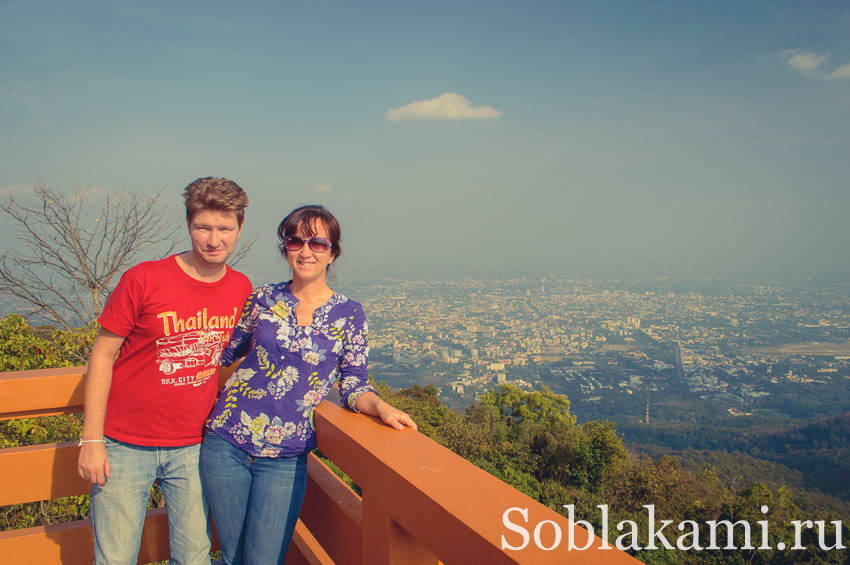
[287,221,335,284]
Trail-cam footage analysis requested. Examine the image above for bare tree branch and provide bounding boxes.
[0,181,184,330]
[228,233,258,269]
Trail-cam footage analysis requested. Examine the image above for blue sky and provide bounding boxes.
[2,1,849,280]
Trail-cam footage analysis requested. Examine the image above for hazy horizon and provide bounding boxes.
[2,1,848,278]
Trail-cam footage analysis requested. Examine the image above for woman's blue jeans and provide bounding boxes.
[199,432,308,565]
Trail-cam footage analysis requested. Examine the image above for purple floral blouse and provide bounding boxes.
[206,281,375,457]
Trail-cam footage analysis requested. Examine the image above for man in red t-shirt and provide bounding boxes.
[77,177,253,565]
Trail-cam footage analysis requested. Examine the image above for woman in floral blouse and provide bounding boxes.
[200,204,416,565]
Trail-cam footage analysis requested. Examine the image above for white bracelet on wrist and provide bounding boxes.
[78,438,106,446]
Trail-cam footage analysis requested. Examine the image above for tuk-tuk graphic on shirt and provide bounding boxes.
[155,330,226,376]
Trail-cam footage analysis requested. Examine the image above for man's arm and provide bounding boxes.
[77,327,125,486]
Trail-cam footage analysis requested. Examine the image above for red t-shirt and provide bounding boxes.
[98,255,252,446]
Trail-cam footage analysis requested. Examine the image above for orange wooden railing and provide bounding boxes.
[0,367,638,564]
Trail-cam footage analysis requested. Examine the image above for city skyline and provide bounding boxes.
[340,271,850,417]
[1,1,849,277]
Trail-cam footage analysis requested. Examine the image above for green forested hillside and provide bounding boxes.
[757,413,850,502]
[379,382,849,564]
[619,410,850,514]
[636,447,850,520]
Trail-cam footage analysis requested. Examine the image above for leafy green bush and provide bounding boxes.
[0,313,96,371]
[1,314,96,530]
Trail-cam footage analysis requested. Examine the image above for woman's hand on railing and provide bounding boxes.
[376,403,417,431]
[353,392,418,431]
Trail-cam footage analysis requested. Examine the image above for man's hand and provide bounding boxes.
[78,442,111,486]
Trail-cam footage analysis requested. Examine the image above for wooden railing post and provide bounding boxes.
[361,490,439,565]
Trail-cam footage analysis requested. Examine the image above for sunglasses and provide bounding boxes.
[284,235,333,253]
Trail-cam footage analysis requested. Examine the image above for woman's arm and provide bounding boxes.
[353,391,417,431]
[220,289,258,367]
[339,303,415,430]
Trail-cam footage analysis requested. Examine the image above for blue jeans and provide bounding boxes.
[199,432,308,565]
[90,437,211,565]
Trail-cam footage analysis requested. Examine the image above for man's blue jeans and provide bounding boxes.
[199,432,308,565]
[90,437,211,565]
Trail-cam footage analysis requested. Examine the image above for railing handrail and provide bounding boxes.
[0,366,639,564]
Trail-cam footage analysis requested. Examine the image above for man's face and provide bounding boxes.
[187,209,242,269]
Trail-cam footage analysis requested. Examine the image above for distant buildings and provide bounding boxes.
[354,274,850,413]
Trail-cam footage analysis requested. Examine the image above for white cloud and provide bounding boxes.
[385,93,503,122]
[0,184,35,196]
[826,63,850,79]
[314,184,332,192]
[84,185,111,198]
[780,49,829,73]
[779,49,850,79]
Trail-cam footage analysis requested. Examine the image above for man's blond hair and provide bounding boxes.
[183,177,249,226]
